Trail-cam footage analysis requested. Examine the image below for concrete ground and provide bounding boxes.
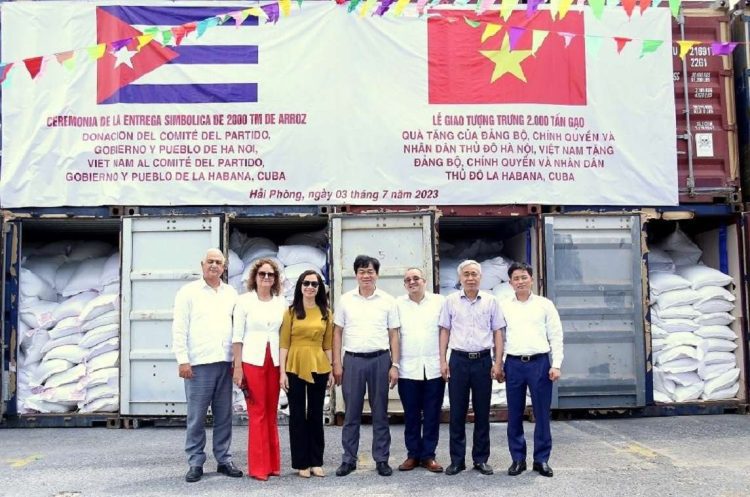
[1,415,749,497]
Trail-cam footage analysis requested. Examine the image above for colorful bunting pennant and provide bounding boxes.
[560,32,575,48]
[262,3,281,23]
[589,0,605,19]
[532,30,550,55]
[558,0,574,20]
[500,0,519,21]
[24,57,44,79]
[416,0,429,15]
[393,0,410,16]
[677,40,699,59]
[464,16,481,28]
[481,23,503,43]
[640,39,663,58]
[711,41,738,56]
[0,63,13,84]
[477,0,495,14]
[614,36,632,53]
[509,27,525,50]
[669,0,681,18]
[526,0,544,18]
[360,0,378,17]
[374,0,396,16]
[280,0,292,16]
[621,0,637,18]
[55,51,76,70]
[640,0,653,14]
[88,44,106,61]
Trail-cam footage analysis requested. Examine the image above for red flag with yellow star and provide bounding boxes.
[428,10,586,105]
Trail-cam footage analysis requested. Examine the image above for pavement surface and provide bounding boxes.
[1,414,749,497]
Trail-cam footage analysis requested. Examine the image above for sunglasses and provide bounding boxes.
[301,280,320,288]
[257,271,276,279]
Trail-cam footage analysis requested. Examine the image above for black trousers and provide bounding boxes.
[287,372,328,469]
[448,353,492,465]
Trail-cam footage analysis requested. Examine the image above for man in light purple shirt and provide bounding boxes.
[439,260,505,476]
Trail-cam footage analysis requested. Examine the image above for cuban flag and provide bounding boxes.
[96,6,259,104]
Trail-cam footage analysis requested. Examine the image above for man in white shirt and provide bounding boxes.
[172,248,242,483]
[332,255,400,477]
[500,262,563,478]
[396,268,446,473]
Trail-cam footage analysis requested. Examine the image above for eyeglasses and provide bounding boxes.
[301,281,320,288]
[257,271,276,279]
[403,276,422,283]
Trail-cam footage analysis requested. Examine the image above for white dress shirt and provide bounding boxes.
[397,292,445,380]
[172,278,238,366]
[439,290,506,352]
[232,291,287,366]
[501,293,564,369]
[334,288,400,353]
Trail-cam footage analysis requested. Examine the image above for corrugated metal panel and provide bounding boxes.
[675,10,739,203]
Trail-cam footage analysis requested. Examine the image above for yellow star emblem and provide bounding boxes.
[480,34,534,83]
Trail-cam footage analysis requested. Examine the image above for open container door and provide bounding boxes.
[330,211,435,415]
[544,215,646,409]
[0,219,13,421]
[120,216,221,416]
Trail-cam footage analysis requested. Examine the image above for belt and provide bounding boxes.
[346,349,389,359]
[452,349,491,360]
[507,353,547,363]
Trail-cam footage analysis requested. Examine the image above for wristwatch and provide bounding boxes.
[390,363,400,370]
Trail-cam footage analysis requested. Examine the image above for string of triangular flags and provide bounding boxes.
[0,0,739,86]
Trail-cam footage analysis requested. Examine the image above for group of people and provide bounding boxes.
[171,248,563,483]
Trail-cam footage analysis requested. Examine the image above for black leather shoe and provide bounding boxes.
[185,466,203,483]
[335,462,356,477]
[217,462,243,478]
[376,461,393,477]
[473,462,493,475]
[533,461,553,477]
[508,460,527,476]
[445,462,466,476]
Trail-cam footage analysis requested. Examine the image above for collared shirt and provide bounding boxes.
[501,293,564,369]
[334,287,400,353]
[232,291,287,366]
[397,292,445,380]
[172,278,238,366]
[439,289,505,352]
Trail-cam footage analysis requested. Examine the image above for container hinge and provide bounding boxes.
[677,133,690,141]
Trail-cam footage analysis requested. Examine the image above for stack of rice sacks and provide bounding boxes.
[648,227,740,403]
[227,229,329,415]
[17,240,120,414]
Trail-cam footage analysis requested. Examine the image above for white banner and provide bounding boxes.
[1,1,677,207]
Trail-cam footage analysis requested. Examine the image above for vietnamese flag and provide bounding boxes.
[428,10,586,105]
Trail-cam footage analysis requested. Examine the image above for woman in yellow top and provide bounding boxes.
[280,270,333,478]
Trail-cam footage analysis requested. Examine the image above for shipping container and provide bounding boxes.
[731,5,750,203]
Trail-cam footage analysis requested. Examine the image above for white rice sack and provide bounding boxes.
[651,317,698,333]
[228,249,244,278]
[655,288,700,309]
[79,395,119,413]
[43,344,87,363]
[40,381,85,402]
[21,329,51,364]
[23,255,66,289]
[48,316,82,340]
[79,324,119,349]
[229,230,248,253]
[695,325,736,340]
[77,367,118,390]
[51,291,98,321]
[672,382,704,402]
[22,397,75,413]
[701,382,740,401]
[480,256,512,290]
[277,245,326,268]
[79,293,119,322]
[32,359,73,386]
[700,351,736,366]
[647,248,675,273]
[650,324,668,338]
[659,358,699,374]
[86,350,119,372]
[54,261,79,293]
[100,282,120,295]
[62,257,108,296]
[694,285,735,304]
[86,337,119,360]
[44,364,86,389]
[695,312,735,326]
[653,304,700,320]
[32,240,72,257]
[492,282,515,302]
[40,332,84,355]
[649,272,690,295]
[693,299,734,314]
[698,361,735,381]
[67,240,112,262]
[20,295,42,311]
[240,237,277,265]
[655,345,698,365]
[20,268,57,301]
[677,264,733,290]
[284,262,320,283]
[655,226,702,265]
[664,332,702,348]
[652,338,667,352]
[653,390,673,403]
[702,368,740,397]
[653,366,676,395]
[18,320,33,350]
[664,371,701,386]
[697,338,737,354]
[81,310,118,332]
[284,229,328,248]
[100,252,120,287]
[83,383,118,404]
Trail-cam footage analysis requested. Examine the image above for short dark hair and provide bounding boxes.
[508,262,533,279]
[353,255,380,274]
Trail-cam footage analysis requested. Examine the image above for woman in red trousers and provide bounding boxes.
[232,258,287,480]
